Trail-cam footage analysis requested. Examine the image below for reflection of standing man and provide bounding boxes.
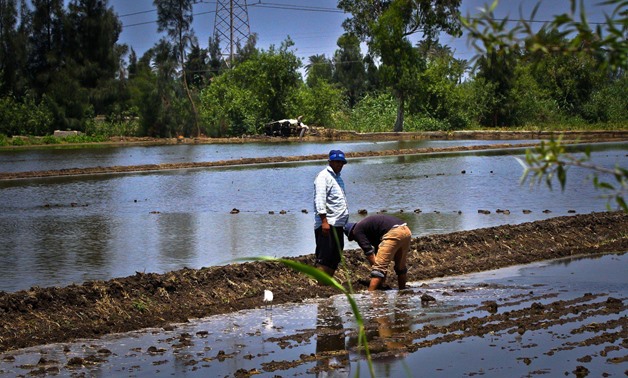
[315,300,350,377]
[313,150,349,278]
[343,215,411,291]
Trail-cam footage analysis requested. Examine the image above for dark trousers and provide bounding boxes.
[314,226,345,270]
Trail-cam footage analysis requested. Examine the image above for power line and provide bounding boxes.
[117,1,611,29]
[117,9,156,18]
[248,2,343,14]
[116,0,615,66]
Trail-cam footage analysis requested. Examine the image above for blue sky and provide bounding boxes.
[111,0,618,66]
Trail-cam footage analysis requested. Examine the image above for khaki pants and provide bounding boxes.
[372,225,411,277]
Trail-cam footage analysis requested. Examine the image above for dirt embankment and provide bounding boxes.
[0,211,626,353]
[0,143,537,180]
[1,130,626,180]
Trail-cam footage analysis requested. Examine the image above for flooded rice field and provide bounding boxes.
[0,141,625,292]
[0,136,626,377]
[0,139,538,174]
[0,252,625,377]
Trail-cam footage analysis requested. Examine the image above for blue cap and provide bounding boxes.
[343,222,356,240]
[328,150,347,164]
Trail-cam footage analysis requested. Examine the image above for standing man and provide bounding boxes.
[343,215,411,291]
[313,150,349,278]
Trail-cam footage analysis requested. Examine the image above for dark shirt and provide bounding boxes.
[352,215,404,256]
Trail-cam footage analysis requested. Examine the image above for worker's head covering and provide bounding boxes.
[328,150,347,164]
[343,222,356,241]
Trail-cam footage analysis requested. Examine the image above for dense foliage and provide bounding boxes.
[0,0,625,141]
[461,0,627,211]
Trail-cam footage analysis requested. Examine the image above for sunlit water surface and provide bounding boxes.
[0,139,537,173]
[0,141,626,292]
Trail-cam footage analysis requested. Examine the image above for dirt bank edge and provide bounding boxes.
[2,131,627,180]
[2,142,538,180]
[0,211,626,353]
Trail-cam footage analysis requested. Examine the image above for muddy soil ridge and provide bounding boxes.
[1,130,627,180]
[1,142,538,180]
[0,211,626,353]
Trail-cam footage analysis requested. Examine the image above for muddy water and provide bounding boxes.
[0,142,626,292]
[0,252,624,377]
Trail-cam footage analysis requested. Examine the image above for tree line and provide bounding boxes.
[0,0,625,141]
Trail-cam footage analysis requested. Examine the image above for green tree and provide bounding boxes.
[0,0,19,96]
[17,0,125,132]
[127,49,155,135]
[154,0,199,136]
[463,0,628,210]
[127,48,138,78]
[65,0,121,87]
[333,33,366,107]
[207,35,225,80]
[409,42,470,129]
[199,75,262,137]
[522,29,606,118]
[474,46,520,126]
[363,53,382,92]
[338,0,462,132]
[200,40,302,136]
[45,62,90,131]
[290,80,345,128]
[508,63,560,125]
[65,0,123,116]
[130,40,186,138]
[28,0,65,98]
[185,40,209,89]
[456,76,497,126]
[305,54,333,88]
[233,32,259,65]
[13,0,30,96]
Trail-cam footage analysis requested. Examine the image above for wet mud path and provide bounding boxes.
[0,211,626,353]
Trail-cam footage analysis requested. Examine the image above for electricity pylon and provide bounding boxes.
[213,0,251,66]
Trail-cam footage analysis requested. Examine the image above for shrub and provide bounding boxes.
[10,137,26,146]
[405,116,449,131]
[346,92,397,132]
[581,77,628,123]
[62,134,108,143]
[41,135,60,144]
[0,95,54,136]
[85,117,141,138]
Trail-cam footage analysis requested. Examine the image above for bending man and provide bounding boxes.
[344,215,411,291]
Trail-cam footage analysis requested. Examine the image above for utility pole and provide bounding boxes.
[213,0,251,67]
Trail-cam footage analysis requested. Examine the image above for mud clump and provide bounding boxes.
[0,211,626,353]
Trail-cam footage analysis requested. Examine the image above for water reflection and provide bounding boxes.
[157,213,197,264]
[369,293,412,358]
[0,254,625,377]
[315,299,351,377]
